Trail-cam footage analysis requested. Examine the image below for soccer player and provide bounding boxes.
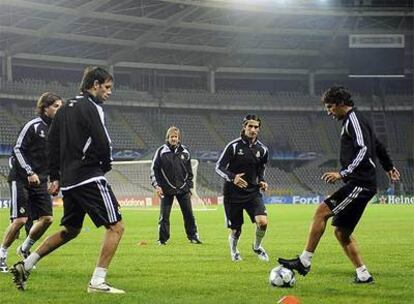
[150,126,202,245]
[10,67,125,293]
[216,114,269,262]
[0,93,62,273]
[278,86,400,283]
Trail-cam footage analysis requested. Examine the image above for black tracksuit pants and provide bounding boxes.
[158,192,198,243]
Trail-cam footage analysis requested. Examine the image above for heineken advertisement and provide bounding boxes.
[376,195,414,204]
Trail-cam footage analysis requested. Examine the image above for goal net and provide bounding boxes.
[106,159,204,208]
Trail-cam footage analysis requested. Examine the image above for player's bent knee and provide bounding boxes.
[232,228,242,239]
[107,221,125,235]
[255,215,268,228]
[334,227,352,244]
[256,219,268,229]
[314,203,333,221]
[12,217,28,227]
[39,216,53,225]
[61,226,81,240]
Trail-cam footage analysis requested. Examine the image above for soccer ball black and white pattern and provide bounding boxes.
[269,265,296,288]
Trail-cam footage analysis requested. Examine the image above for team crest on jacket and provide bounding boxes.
[39,130,46,138]
[181,154,185,160]
[20,207,25,214]
[237,149,244,155]
[256,151,260,158]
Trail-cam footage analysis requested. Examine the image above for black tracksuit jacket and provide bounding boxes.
[8,114,52,183]
[215,135,269,203]
[150,143,194,196]
[47,92,113,189]
[339,109,394,190]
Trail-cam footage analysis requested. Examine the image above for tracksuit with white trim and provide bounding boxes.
[48,91,121,228]
[150,143,199,243]
[8,114,53,220]
[215,135,269,229]
[325,109,394,231]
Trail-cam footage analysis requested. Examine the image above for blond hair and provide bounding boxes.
[165,126,181,141]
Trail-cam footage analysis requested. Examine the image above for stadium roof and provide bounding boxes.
[0,0,413,76]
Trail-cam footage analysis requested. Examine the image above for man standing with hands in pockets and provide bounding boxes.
[151,126,202,245]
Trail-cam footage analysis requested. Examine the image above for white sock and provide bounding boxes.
[21,237,36,253]
[253,227,266,250]
[24,252,41,271]
[0,245,8,259]
[356,265,371,280]
[90,267,107,285]
[299,250,313,267]
[228,234,239,255]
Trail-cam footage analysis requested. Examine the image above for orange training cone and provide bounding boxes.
[278,295,300,304]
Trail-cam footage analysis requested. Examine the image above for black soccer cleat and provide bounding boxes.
[278,256,311,276]
[9,261,30,291]
[0,257,8,273]
[354,275,375,284]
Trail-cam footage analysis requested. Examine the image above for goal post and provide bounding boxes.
[106,159,204,207]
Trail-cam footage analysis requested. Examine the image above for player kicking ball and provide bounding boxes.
[278,86,400,283]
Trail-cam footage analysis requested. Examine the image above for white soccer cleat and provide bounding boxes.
[231,251,243,262]
[87,282,125,294]
[252,245,269,262]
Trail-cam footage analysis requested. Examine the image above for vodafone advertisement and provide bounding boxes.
[43,196,219,208]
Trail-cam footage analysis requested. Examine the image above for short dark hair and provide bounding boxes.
[36,92,62,115]
[242,114,261,127]
[321,86,354,106]
[79,66,113,92]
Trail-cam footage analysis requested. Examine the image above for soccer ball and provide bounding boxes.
[269,265,296,288]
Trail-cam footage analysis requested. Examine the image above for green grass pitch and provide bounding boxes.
[0,204,413,304]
